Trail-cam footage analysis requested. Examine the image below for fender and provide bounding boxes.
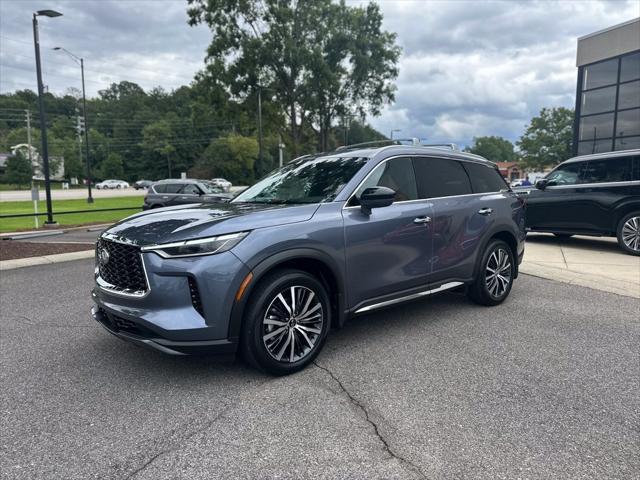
[611,196,640,232]
[227,248,347,340]
[472,222,522,280]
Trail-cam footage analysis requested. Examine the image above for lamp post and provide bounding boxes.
[33,9,62,224]
[53,46,93,203]
[390,129,401,140]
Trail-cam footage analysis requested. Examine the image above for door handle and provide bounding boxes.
[413,216,431,224]
[478,208,493,216]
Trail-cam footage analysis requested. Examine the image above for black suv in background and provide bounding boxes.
[143,179,234,209]
[517,149,640,255]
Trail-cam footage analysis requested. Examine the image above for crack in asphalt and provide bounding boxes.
[313,361,428,480]
[124,411,227,479]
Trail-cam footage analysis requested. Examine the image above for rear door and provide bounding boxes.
[343,157,434,309]
[413,157,498,284]
[175,183,204,205]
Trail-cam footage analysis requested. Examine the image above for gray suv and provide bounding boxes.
[143,179,233,209]
[92,143,526,374]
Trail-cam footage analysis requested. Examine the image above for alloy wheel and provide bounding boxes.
[262,285,324,363]
[621,216,640,252]
[485,248,512,298]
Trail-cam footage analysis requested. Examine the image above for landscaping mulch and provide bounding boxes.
[0,241,93,261]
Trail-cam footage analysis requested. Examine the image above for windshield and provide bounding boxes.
[232,155,368,204]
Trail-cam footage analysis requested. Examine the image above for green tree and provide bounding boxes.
[141,120,177,178]
[99,153,125,179]
[3,152,32,186]
[517,107,574,170]
[187,0,400,153]
[193,134,258,184]
[465,136,517,162]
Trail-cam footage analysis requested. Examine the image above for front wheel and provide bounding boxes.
[617,213,640,256]
[240,269,331,375]
[468,239,515,306]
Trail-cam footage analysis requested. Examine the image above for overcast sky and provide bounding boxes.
[1,0,638,147]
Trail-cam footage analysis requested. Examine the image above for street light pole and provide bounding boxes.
[53,47,93,203]
[32,10,62,225]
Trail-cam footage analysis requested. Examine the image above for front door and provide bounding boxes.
[343,157,434,310]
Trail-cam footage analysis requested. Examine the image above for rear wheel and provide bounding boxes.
[240,269,331,375]
[468,239,515,306]
[617,213,640,256]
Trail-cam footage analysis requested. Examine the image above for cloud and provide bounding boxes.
[1,0,638,147]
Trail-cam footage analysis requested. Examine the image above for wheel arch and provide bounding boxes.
[473,227,520,280]
[228,249,346,340]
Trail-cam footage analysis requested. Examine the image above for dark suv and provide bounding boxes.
[143,179,233,209]
[92,143,526,374]
[517,149,640,255]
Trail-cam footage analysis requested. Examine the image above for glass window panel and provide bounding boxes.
[353,157,417,204]
[615,108,640,137]
[412,158,472,198]
[581,85,616,115]
[461,161,508,193]
[583,58,618,90]
[546,162,584,185]
[578,139,613,156]
[579,112,614,140]
[620,52,640,82]
[615,136,640,151]
[582,157,632,183]
[618,80,640,110]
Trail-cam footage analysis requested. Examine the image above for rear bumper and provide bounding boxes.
[91,305,238,355]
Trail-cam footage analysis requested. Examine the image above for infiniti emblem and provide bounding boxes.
[98,248,110,267]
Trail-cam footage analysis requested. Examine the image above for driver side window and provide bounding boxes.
[351,157,417,205]
[546,162,584,186]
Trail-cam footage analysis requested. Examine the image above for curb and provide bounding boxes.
[520,262,640,299]
[0,249,94,271]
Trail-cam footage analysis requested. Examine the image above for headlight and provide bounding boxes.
[141,232,248,258]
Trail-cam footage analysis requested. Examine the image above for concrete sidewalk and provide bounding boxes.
[521,233,640,299]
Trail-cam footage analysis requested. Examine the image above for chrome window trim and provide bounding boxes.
[545,180,640,190]
[354,281,464,314]
[342,154,508,210]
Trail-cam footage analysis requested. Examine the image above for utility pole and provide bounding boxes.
[76,113,84,178]
[26,109,38,228]
[257,87,264,169]
[32,10,63,225]
[25,109,33,167]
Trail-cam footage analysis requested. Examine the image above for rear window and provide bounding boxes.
[412,157,472,199]
[582,157,633,183]
[164,184,183,193]
[462,162,508,193]
[152,184,166,193]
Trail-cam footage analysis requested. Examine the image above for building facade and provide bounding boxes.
[573,18,640,156]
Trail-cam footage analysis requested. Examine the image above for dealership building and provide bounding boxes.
[573,18,640,156]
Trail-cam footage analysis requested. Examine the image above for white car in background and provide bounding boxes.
[210,178,232,192]
[95,179,130,189]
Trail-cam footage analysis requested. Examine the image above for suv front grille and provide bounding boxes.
[96,238,148,295]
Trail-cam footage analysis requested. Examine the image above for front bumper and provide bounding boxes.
[91,249,251,355]
[92,306,237,355]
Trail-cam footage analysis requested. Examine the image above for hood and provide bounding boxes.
[103,202,320,246]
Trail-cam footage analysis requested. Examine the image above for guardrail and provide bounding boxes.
[0,206,142,219]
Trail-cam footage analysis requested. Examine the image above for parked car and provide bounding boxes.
[95,179,129,189]
[92,143,525,375]
[210,177,232,191]
[514,149,640,255]
[134,180,153,190]
[142,179,234,209]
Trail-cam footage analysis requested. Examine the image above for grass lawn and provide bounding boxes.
[0,196,143,232]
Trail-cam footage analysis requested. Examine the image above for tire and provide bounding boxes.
[553,233,573,238]
[467,239,516,306]
[240,269,331,375]
[617,212,640,256]
[116,185,122,189]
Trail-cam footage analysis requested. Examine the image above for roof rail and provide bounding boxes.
[335,138,459,152]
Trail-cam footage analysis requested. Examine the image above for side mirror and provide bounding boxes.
[535,179,548,190]
[360,186,395,214]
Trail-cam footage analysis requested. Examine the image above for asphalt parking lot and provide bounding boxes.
[1,259,638,479]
